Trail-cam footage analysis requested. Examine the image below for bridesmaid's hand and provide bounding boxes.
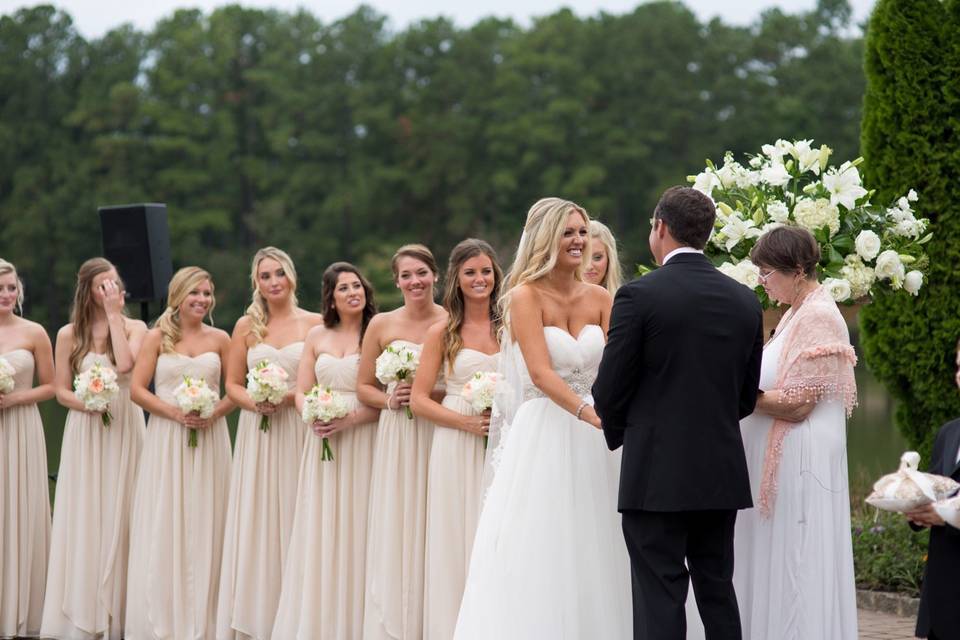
[256,401,279,416]
[461,410,490,436]
[906,503,945,528]
[579,405,602,430]
[392,382,413,408]
[313,412,355,437]
[183,411,213,430]
[0,391,21,409]
[99,279,125,317]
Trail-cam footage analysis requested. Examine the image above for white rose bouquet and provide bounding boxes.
[301,385,350,461]
[0,356,16,394]
[74,361,120,426]
[461,371,500,414]
[246,360,289,432]
[689,139,932,308]
[173,375,219,448]
[375,345,420,418]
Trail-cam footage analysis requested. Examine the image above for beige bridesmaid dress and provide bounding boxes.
[423,349,498,640]
[272,353,377,639]
[0,349,51,639]
[217,342,305,640]
[41,352,146,640]
[125,352,232,640]
[362,340,435,640]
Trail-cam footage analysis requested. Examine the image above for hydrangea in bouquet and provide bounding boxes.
[302,385,350,461]
[375,344,420,419]
[246,360,289,432]
[173,375,219,448]
[0,356,15,394]
[689,139,932,308]
[74,361,120,426]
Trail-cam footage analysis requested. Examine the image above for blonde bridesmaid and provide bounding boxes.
[411,240,502,640]
[41,258,148,640]
[217,247,323,640]
[0,259,54,639]
[125,267,234,640]
[359,244,446,640]
[272,262,381,639]
[583,219,623,295]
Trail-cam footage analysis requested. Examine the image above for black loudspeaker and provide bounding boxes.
[98,203,173,302]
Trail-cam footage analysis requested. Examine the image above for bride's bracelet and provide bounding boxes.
[575,401,589,421]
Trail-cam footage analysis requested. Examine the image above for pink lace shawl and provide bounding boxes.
[757,285,858,517]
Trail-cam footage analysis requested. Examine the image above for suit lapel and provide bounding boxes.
[947,422,960,479]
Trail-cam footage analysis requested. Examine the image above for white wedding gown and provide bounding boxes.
[451,326,617,638]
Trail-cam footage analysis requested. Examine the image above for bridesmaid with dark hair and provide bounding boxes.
[0,258,54,639]
[42,258,148,640]
[273,262,381,639]
[411,239,503,640]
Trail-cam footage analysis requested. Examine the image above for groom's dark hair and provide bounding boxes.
[653,186,715,250]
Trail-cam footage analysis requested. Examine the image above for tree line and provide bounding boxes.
[0,0,865,327]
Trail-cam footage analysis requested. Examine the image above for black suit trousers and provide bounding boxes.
[622,509,741,640]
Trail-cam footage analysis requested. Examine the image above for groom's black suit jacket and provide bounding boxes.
[593,252,763,512]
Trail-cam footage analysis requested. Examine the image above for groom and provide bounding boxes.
[593,186,763,640]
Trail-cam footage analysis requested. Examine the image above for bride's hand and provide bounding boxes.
[579,405,602,430]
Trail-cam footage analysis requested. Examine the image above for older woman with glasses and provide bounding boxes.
[732,226,859,640]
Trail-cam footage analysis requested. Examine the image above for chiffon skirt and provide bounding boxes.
[0,403,50,639]
[41,393,145,640]
[272,395,377,640]
[125,417,232,640]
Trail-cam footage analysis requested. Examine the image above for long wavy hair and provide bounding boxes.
[245,247,299,344]
[154,267,215,354]
[0,259,24,314]
[589,219,624,295]
[442,239,503,372]
[69,257,126,375]
[500,198,590,328]
[321,262,378,346]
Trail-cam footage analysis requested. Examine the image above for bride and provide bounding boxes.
[453,197,632,639]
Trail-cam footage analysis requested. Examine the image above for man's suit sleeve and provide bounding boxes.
[593,284,644,450]
[739,305,764,420]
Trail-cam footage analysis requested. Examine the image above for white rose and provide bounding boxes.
[823,277,852,302]
[904,270,923,295]
[718,260,759,289]
[875,250,906,288]
[760,163,791,187]
[854,230,882,262]
[766,200,790,223]
[792,198,840,237]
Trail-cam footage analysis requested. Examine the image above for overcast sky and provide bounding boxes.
[1,0,876,38]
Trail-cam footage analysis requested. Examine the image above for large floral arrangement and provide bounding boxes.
[690,139,932,308]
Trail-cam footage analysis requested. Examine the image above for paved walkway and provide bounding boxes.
[859,608,918,639]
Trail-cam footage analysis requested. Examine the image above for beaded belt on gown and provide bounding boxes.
[522,368,593,401]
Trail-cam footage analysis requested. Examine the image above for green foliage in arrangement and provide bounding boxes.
[850,506,928,596]
[0,1,866,327]
[858,0,960,459]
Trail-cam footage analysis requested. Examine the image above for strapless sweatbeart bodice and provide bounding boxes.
[445,350,500,397]
[314,353,360,394]
[520,325,604,400]
[1,348,35,391]
[154,351,221,404]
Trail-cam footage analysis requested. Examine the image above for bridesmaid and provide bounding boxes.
[272,262,381,639]
[583,219,623,295]
[359,244,446,640]
[411,240,502,640]
[217,247,323,640]
[126,267,234,640]
[42,257,148,640]
[0,259,54,639]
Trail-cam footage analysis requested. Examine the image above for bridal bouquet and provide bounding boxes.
[0,356,15,393]
[375,345,420,418]
[173,375,219,448]
[301,385,349,461]
[74,361,120,426]
[246,360,289,432]
[462,371,500,413]
[690,139,932,308]
[865,451,959,513]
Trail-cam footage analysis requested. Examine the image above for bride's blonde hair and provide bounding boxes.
[499,197,590,327]
[154,267,215,354]
[245,247,299,344]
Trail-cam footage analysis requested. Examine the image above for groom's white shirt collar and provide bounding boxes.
[661,247,704,265]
